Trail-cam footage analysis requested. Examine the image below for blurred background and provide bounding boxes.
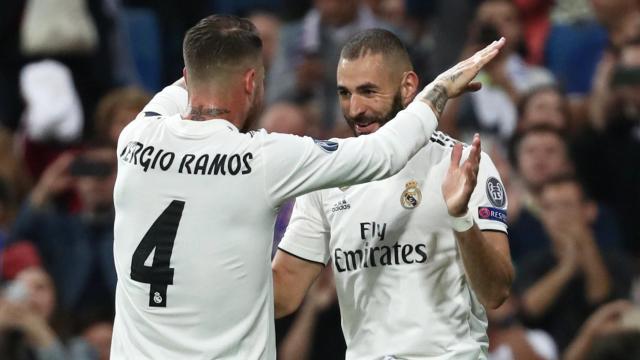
[0,0,639,359]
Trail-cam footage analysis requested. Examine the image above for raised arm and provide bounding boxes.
[442,135,514,309]
[264,38,507,205]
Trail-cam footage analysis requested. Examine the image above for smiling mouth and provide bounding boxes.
[354,121,379,134]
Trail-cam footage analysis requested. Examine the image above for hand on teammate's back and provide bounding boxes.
[418,37,506,117]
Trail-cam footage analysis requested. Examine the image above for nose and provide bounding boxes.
[349,95,366,119]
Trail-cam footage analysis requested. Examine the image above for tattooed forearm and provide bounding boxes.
[424,84,448,117]
[186,106,231,121]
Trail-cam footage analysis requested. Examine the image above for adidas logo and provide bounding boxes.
[331,199,351,213]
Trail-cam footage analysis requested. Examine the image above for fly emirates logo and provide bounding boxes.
[333,221,428,273]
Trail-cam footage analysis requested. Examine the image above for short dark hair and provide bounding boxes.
[340,29,412,68]
[540,173,588,200]
[508,124,569,169]
[587,331,640,360]
[183,15,262,81]
[516,85,570,124]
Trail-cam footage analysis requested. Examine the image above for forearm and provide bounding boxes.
[455,225,513,309]
[563,329,595,360]
[581,245,612,304]
[24,320,58,350]
[272,254,322,319]
[277,301,320,360]
[273,270,304,319]
[522,265,573,318]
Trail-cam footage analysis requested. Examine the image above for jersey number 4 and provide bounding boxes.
[130,200,185,307]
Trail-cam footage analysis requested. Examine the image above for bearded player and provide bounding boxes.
[272,29,514,359]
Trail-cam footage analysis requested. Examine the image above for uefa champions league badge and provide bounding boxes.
[400,180,422,209]
[486,177,506,208]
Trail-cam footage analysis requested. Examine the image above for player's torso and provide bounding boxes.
[319,138,488,360]
[111,116,276,359]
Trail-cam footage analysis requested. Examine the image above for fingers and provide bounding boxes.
[449,143,463,171]
[467,37,504,70]
[470,133,481,165]
[474,37,506,59]
[465,82,483,92]
[47,152,75,175]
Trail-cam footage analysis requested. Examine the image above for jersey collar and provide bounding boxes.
[165,114,239,138]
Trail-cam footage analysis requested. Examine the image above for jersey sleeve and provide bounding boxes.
[468,151,509,233]
[277,192,331,265]
[140,84,188,117]
[260,101,438,205]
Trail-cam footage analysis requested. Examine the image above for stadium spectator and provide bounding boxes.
[267,0,390,135]
[93,87,151,146]
[517,85,570,132]
[591,0,640,49]
[544,0,607,98]
[11,145,117,313]
[514,176,633,352]
[574,38,640,256]
[507,125,623,261]
[248,11,282,72]
[563,299,640,360]
[0,267,68,360]
[442,0,555,140]
[487,295,558,360]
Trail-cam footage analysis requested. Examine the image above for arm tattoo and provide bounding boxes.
[425,84,448,117]
[449,71,462,83]
[187,106,231,121]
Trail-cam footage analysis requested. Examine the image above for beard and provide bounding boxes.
[344,92,405,136]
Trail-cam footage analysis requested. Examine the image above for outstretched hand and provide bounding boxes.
[418,37,505,117]
[442,134,481,217]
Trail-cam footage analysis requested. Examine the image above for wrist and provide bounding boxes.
[451,210,474,232]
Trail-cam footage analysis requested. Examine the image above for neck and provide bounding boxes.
[185,91,245,128]
[185,104,232,121]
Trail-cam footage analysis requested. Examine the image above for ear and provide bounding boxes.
[183,67,188,86]
[400,71,419,107]
[244,68,257,95]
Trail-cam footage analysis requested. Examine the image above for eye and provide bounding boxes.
[337,89,350,98]
[362,89,376,97]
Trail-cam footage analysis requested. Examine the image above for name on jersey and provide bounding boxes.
[333,221,428,272]
[120,141,253,175]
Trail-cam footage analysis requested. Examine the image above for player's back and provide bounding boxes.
[112,114,277,359]
[109,83,439,359]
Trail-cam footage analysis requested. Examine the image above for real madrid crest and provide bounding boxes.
[400,180,422,209]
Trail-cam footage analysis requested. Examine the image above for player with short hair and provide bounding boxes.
[273,29,514,359]
[111,15,505,359]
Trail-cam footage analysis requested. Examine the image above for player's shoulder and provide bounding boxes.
[425,131,498,167]
[117,112,165,149]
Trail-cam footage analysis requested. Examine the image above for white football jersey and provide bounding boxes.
[279,132,508,360]
[110,85,438,359]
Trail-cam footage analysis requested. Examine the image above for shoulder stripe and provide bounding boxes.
[277,247,327,267]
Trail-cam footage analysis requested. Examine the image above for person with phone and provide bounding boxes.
[11,145,117,314]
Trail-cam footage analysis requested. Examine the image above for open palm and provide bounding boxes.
[442,134,481,217]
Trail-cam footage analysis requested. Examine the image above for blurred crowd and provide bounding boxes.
[0,0,639,359]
